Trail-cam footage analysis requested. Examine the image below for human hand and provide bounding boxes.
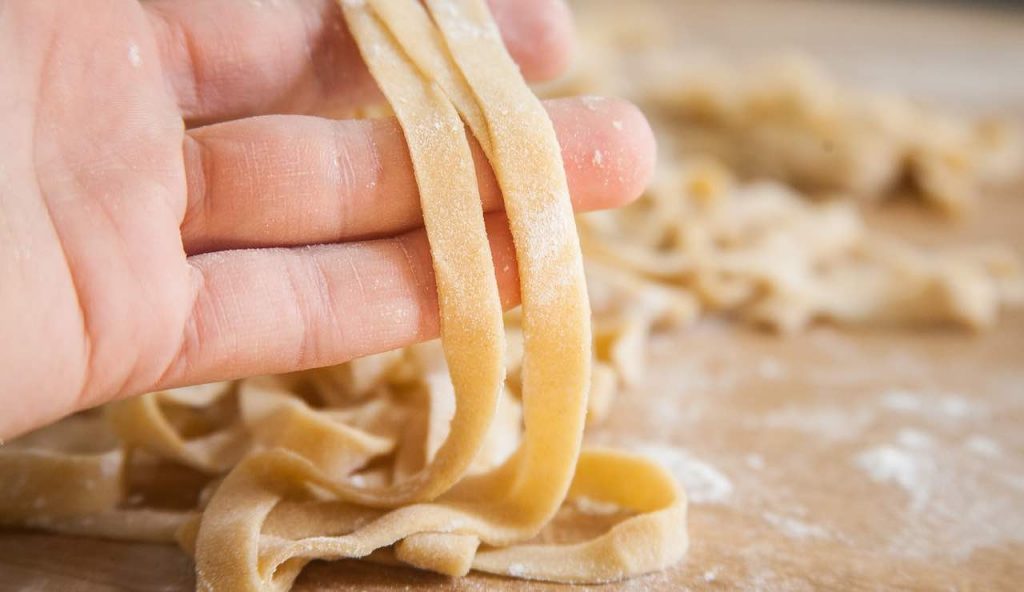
[0,0,656,439]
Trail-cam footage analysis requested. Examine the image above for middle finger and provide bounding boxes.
[180,96,655,255]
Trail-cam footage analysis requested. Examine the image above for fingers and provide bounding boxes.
[181,97,655,254]
[144,0,574,124]
[162,98,646,387]
[158,214,519,389]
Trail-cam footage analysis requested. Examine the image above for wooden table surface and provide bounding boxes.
[3,1,1024,590]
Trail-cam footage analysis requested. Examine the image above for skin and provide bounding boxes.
[0,0,656,439]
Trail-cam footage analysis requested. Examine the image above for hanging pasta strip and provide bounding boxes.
[232,0,685,584]
[420,0,592,525]
[471,449,688,583]
[232,0,504,513]
[366,0,688,579]
[193,2,508,588]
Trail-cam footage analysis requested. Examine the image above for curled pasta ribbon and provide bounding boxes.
[473,450,688,582]
[0,423,188,543]
[108,383,247,473]
[0,450,123,520]
[190,0,684,587]
[191,448,686,590]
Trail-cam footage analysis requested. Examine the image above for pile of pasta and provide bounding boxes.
[641,56,1023,216]
[583,159,1023,336]
[1,0,688,589]
[2,1,1023,590]
[1,342,686,589]
[556,3,1024,216]
[553,4,1023,338]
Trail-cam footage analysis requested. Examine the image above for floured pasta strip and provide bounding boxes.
[1,0,688,589]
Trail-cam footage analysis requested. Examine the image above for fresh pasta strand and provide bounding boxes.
[10,3,1024,591]
[186,0,686,588]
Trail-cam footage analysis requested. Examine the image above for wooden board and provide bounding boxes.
[3,0,1023,590]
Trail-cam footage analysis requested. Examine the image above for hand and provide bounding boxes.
[0,0,656,439]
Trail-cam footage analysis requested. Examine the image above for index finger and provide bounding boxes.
[144,0,575,124]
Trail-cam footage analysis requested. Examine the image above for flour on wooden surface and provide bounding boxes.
[630,443,733,504]
[759,406,875,441]
[879,389,984,420]
[880,389,925,412]
[896,428,934,450]
[762,512,830,540]
[757,357,787,380]
[854,430,1024,559]
[855,444,935,511]
[964,435,1001,457]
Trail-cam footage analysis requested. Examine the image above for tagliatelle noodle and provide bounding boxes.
[0,414,191,543]
[185,0,686,588]
[371,0,686,575]
[190,0,513,584]
[107,383,248,473]
[213,0,511,512]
